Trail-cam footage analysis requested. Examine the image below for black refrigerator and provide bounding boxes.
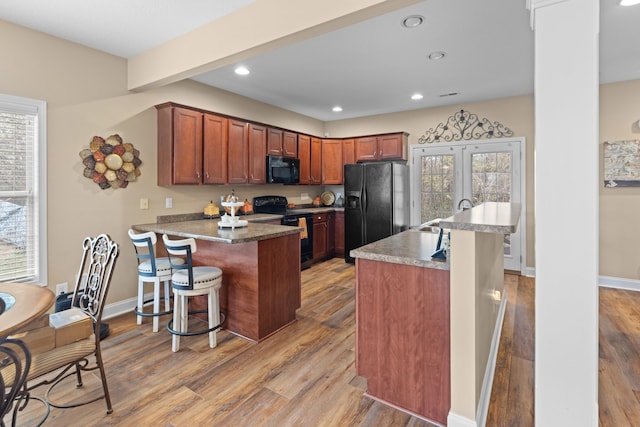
[344,161,409,263]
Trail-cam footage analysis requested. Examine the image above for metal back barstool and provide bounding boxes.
[128,229,183,332]
[162,234,224,352]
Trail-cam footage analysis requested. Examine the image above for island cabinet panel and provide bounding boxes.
[164,233,301,342]
[321,139,343,184]
[248,124,267,184]
[356,258,450,425]
[157,104,204,185]
[203,113,228,184]
[228,119,248,184]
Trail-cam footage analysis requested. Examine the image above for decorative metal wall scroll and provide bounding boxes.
[417,109,514,144]
[79,134,142,190]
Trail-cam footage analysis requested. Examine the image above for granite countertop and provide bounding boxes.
[132,218,301,244]
[350,228,449,270]
[439,202,520,234]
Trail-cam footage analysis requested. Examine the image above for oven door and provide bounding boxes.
[282,214,313,269]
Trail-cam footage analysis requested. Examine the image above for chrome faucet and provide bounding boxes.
[457,198,473,211]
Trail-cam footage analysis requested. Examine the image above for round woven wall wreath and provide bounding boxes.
[79,134,142,190]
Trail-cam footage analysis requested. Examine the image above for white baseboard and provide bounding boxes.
[599,275,640,292]
[447,412,477,427]
[521,266,535,277]
[102,291,161,320]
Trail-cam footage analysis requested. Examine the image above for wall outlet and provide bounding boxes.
[56,282,68,295]
[139,198,149,210]
[165,197,173,208]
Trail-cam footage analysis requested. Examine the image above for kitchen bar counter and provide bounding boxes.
[439,201,520,234]
[132,219,301,342]
[133,218,300,244]
[350,229,448,270]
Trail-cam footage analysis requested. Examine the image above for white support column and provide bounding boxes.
[529,0,599,425]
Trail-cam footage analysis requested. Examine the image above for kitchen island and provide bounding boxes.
[133,218,302,342]
[351,202,520,427]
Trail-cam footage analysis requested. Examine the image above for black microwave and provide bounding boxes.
[266,155,300,184]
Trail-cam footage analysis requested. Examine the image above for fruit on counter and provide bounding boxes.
[313,196,321,207]
[204,201,219,216]
[240,199,253,213]
[288,203,295,208]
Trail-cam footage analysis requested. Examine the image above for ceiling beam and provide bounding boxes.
[127,0,423,91]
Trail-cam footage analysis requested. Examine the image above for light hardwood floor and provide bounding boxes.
[8,259,640,426]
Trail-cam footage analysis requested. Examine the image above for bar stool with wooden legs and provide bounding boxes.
[162,234,225,352]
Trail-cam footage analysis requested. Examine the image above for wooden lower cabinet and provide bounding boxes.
[334,211,344,257]
[356,258,450,425]
[312,212,336,262]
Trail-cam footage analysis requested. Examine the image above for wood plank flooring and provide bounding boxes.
[8,260,640,426]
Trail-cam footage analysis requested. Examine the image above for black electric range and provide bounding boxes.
[253,196,313,270]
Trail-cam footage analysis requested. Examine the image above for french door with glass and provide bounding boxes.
[411,138,524,271]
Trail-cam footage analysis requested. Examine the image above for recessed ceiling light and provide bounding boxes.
[332,106,343,112]
[234,66,250,76]
[428,51,447,61]
[621,0,640,5]
[401,15,424,28]
[411,93,424,100]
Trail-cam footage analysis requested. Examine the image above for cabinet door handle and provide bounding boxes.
[196,171,201,179]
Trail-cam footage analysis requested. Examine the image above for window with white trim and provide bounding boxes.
[0,94,47,284]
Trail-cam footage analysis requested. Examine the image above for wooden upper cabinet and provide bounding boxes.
[377,133,406,160]
[310,137,322,185]
[268,128,298,158]
[354,133,407,162]
[321,139,343,185]
[282,131,298,157]
[354,136,378,162]
[248,124,267,184]
[157,105,203,185]
[343,138,355,166]
[267,128,283,156]
[298,134,311,185]
[203,113,228,184]
[228,119,248,184]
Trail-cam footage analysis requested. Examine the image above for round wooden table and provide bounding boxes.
[0,282,54,338]
[1,282,55,424]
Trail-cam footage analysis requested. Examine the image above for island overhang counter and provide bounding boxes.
[132,219,302,342]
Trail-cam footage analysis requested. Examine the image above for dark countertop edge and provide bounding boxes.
[350,249,450,270]
[439,202,521,234]
[132,221,302,244]
[349,229,451,271]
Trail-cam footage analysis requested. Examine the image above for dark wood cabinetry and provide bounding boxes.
[313,212,335,262]
[157,102,408,186]
[343,138,355,166]
[355,133,407,162]
[267,128,298,158]
[283,131,298,157]
[334,211,344,257]
[310,137,322,185]
[228,119,248,184]
[298,134,311,185]
[157,105,203,185]
[248,124,267,184]
[321,139,343,185]
[203,114,228,184]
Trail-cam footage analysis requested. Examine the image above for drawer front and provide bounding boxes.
[314,213,328,223]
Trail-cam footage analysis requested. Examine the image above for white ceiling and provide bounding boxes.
[0,0,638,122]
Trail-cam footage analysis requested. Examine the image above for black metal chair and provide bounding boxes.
[1,234,118,423]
